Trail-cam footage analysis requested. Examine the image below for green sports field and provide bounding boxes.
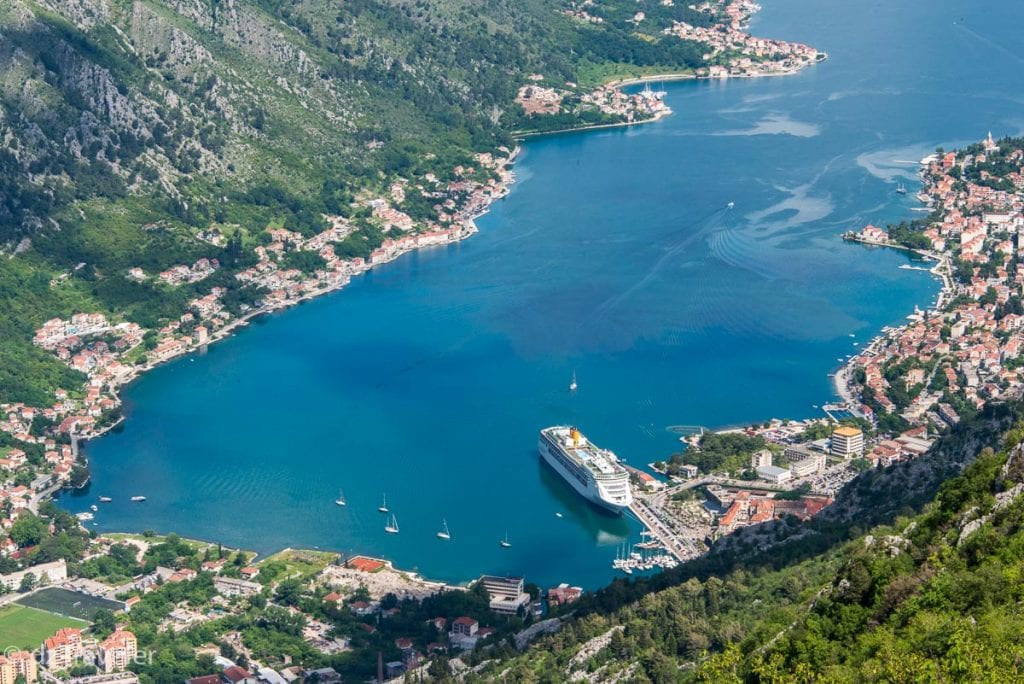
[0,603,87,650]
[17,587,122,621]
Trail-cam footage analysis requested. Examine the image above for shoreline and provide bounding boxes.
[515,107,674,139]
[69,147,520,455]
[516,60,827,140]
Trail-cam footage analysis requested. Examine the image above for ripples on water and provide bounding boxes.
[69,0,1024,588]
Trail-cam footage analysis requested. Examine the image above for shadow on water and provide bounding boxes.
[535,452,633,543]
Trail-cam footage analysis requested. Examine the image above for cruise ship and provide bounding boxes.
[538,426,632,514]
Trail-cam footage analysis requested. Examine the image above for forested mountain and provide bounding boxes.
[0,0,710,243]
[0,0,712,406]
[477,402,1024,682]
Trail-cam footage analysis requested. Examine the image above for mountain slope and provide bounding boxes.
[0,0,719,405]
[480,404,1024,683]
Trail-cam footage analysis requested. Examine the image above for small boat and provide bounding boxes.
[896,182,908,194]
[130,496,146,502]
[569,370,577,393]
[98,496,112,503]
[555,512,563,518]
[499,531,511,548]
[437,519,451,540]
[76,512,93,521]
[384,513,399,534]
[89,505,98,512]
[335,489,346,507]
[727,201,735,209]
[378,493,389,513]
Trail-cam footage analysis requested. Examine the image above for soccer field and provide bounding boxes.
[16,587,122,621]
[0,603,87,650]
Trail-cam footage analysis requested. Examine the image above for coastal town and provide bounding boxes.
[0,148,515,490]
[664,0,825,78]
[0,535,580,683]
[0,0,1019,676]
[843,132,1024,434]
[560,0,825,81]
[614,132,1024,576]
[516,0,825,134]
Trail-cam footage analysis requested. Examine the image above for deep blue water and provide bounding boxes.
[66,0,1024,589]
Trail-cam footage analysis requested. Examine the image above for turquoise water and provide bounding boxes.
[66,0,1024,589]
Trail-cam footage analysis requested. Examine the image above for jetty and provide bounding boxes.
[627,495,690,562]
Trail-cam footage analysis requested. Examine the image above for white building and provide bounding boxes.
[830,426,864,457]
[755,465,792,485]
[751,449,773,469]
[0,559,67,591]
[478,575,531,615]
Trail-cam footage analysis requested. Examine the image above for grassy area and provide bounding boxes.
[105,531,236,552]
[0,603,87,650]
[261,548,338,579]
[575,61,695,88]
[17,587,123,621]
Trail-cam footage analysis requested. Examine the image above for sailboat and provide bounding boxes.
[499,531,511,548]
[437,519,451,540]
[335,489,346,506]
[569,370,578,392]
[377,493,389,513]
[384,513,399,534]
[896,182,908,194]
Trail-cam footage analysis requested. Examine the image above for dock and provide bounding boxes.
[627,495,691,562]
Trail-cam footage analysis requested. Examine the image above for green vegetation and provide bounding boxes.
[885,220,933,250]
[0,604,87,650]
[477,402,1024,682]
[667,432,767,475]
[0,0,731,407]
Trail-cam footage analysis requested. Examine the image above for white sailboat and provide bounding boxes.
[569,370,578,392]
[384,513,399,534]
[437,519,451,540]
[378,493,389,513]
[499,531,511,548]
[335,489,346,507]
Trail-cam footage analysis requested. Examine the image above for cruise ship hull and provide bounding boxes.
[538,432,631,515]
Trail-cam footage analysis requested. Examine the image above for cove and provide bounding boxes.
[65,0,1024,590]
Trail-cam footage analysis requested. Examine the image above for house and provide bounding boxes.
[185,676,222,684]
[221,666,256,684]
[98,630,137,673]
[214,576,262,597]
[450,616,478,637]
[547,584,583,606]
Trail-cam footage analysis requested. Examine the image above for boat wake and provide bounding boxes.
[593,205,731,314]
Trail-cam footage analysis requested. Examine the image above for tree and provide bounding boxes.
[19,572,36,592]
[93,608,117,637]
[274,578,303,607]
[10,513,47,547]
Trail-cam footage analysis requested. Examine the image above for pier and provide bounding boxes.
[627,493,696,562]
